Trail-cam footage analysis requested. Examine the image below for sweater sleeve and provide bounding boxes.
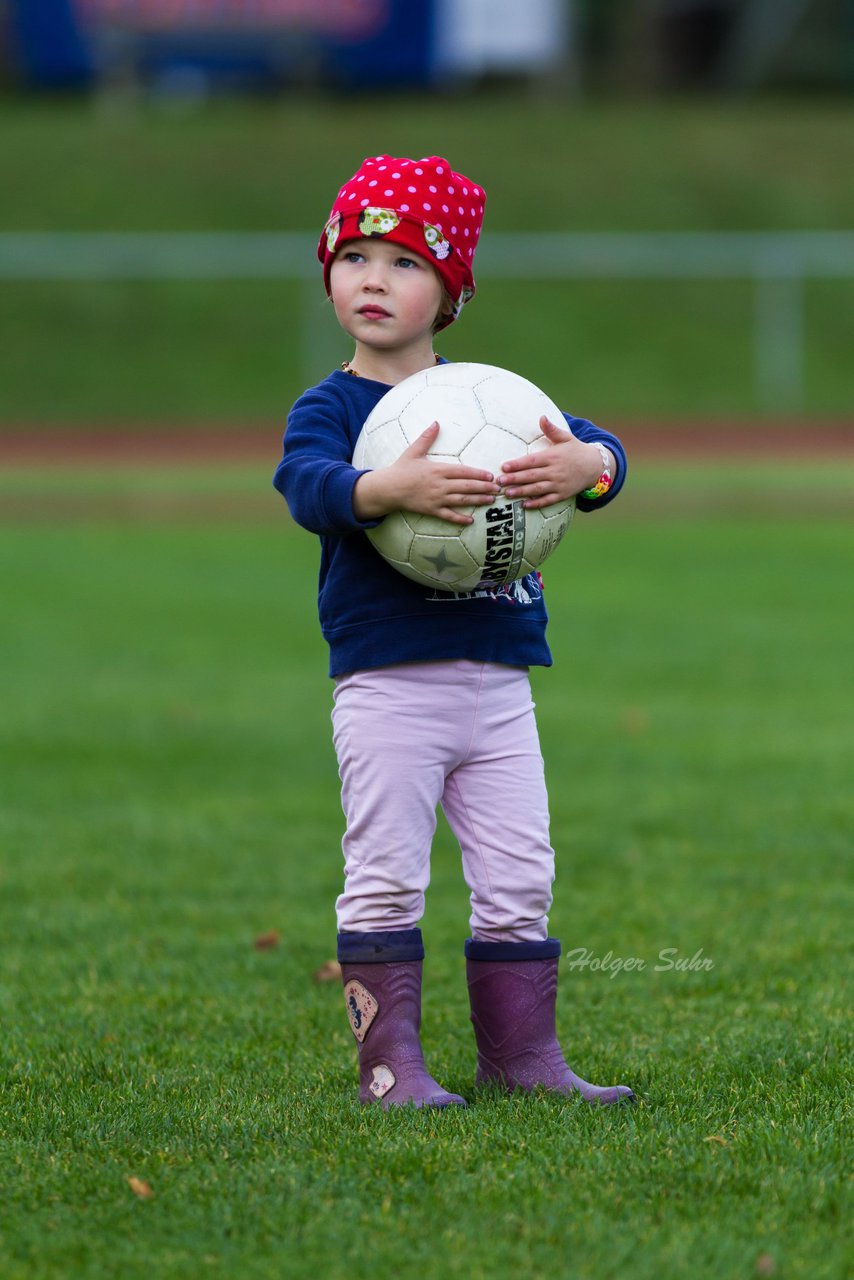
[563,414,628,513]
[272,384,379,536]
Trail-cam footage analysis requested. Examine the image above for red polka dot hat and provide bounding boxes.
[318,154,486,329]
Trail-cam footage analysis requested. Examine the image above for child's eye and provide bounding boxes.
[396,257,418,269]
[343,251,365,264]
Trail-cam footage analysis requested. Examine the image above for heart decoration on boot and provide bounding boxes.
[338,929,467,1110]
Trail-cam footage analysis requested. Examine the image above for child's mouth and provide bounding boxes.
[358,306,391,320]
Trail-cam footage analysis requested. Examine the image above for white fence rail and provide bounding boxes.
[3,230,853,408]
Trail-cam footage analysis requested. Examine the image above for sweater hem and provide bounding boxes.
[325,614,552,678]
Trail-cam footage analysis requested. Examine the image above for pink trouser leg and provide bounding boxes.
[440,671,555,942]
[332,661,554,940]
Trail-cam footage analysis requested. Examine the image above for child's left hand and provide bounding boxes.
[500,417,610,508]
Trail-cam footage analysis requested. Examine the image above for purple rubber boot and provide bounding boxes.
[338,929,467,1109]
[465,938,635,1106]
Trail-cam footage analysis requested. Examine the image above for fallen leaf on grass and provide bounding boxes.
[253,930,281,951]
[313,960,342,983]
[127,1176,154,1199]
[755,1254,776,1276]
[619,706,649,735]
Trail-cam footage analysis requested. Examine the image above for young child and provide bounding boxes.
[274,154,634,1109]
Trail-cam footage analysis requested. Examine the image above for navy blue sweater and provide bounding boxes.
[273,368,626,678]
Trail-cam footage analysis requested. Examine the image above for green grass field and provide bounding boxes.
[1,459,851,1279]
[2,95,854,425]
[1,88,851,1277]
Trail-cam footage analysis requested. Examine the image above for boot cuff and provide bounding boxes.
[465,937,562,961]
[338,929,425,964]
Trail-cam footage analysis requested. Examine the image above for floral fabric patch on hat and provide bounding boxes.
[324,213,342,253]
[451,285,474,319]
[359,208,401,237]
[424,223,451,261]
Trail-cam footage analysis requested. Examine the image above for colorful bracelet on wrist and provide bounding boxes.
[580,441,613,501]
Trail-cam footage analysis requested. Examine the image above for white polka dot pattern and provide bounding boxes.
[326,155,485,264]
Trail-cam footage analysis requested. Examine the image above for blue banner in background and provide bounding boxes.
[10,0,95,86]
[8,0,435,90]
[324,1,434,91]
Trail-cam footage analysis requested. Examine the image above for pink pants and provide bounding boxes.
[331,660,555,942]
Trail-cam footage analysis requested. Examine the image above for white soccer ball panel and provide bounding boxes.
[410,534,479,575]
[419,453,461,468]
[398,386,486,454]
[407,535,483,592]
[408,510,476,536]
[474,371,564,444]
[419,362,496,390]
[524,507,574,567]
[352,417,410,470]
[369,513,415,562]
[458,426,537,473]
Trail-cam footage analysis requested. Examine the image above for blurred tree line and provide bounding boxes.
[577,0,854,93]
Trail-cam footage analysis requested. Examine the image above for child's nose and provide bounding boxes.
[363,262,389,291]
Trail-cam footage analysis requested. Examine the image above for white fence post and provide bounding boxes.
[754,271,805,411]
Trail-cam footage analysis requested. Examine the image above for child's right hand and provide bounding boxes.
[352,422,501,525]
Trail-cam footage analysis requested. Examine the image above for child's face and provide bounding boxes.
[329,239,445,354]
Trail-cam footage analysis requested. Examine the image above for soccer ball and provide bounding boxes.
[352,363,575,593]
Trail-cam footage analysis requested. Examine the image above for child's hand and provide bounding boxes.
[500,417,612,508]
[353,422,501,525]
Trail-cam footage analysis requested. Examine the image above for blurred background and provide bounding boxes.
[0,0,852,441]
